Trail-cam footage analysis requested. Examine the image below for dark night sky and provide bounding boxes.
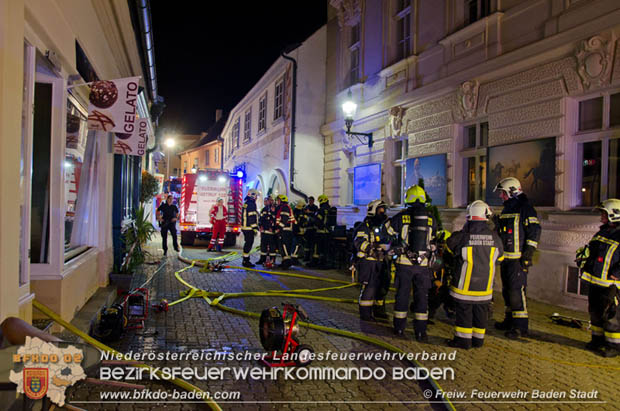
[151,1,327,135]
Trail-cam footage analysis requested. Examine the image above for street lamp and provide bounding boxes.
[342,89,373,148]
[165,137,176,180]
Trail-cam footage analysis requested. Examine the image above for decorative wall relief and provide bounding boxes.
[456,80,479,120]
[389,106,405,137]
[329,0,361,28]
[575,35,614,90]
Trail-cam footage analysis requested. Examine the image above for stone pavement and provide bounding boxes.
[62,239,620,411]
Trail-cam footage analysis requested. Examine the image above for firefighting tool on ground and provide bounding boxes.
[152,298,169,313]
[259,303,314,367]
[124,288,149,330]
[550,312,588,329]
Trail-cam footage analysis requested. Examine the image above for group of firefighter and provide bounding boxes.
[354,177,620,358]
[240,190,334,270]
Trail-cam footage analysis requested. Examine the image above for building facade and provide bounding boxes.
[223,26,327,206]
[179,110,226,174]
[322,0,620,310]
[0,0,154,324]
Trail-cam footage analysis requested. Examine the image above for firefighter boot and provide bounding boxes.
[447,338,471,349]
[242,257,255,268]
[585,335,605,352]
[505,328,528,340]
[415,332,428,343]
[494,319,512,330]
[373,303,388,320]
[256,256,266,265]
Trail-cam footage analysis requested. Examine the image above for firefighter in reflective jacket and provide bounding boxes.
[241,189,259,268]
[577,199,620,358]
[291,200,307,265]
[354,200,390,321]
[309,195,330,268]
[257,196,276,266]
[275,194,296,269]
[492,177,541,339]
[385,185,437,341]
[445,201,504,349]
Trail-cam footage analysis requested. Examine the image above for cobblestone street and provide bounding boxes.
[64,241,620,410]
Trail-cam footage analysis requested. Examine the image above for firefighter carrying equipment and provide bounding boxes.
[595,198,620,223]
[445,220,505,303]
[404,185,427,204]
[493,177,523,198]
[466,200,492,221]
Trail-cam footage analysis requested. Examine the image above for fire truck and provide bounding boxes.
[179,169,244,246]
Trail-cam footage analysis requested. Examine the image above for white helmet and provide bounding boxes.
[493,177,522,197]
[466,200,492,221]
[367,199,387,217]
[596,198,620,223]
[247,189,258,200]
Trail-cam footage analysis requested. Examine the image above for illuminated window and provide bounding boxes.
[274,79,284,120]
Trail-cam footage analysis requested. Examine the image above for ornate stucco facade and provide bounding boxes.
[321,0,620,310]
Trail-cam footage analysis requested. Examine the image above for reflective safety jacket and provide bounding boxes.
[581,224,620,287]
[293,208,307,236]
[259,205,276,233]
[276,203,296,231]
[445,221,504,303]
[385,203,437,266]
[315,203,330,234]
[241,197,258,231]
[496,194,541,260]
[354,217,389,261]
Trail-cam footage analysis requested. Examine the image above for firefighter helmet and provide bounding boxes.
[493,177,522,197]
[466,200,492,221]
[247,189,258,199]
[277,194,288,203]
[295,199,306,209]
[367,200,387,216]
[318,194,329,204]
[595,198,620,223]
[404,185,426,204]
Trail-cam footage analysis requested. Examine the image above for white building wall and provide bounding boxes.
[223,26,327,205]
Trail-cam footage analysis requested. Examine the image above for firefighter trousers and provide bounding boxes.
[304,229,316,260]
[279,230,293,262]
[393,264,431,334]
[454,302,489,348]
[242,230,255,258]
[312,232,329,265]
[160,222,178,253]
[588,284,620,348]
[357,259,383,319]
[260,232,277,259]
[500,259,528,332]
[209,220,226,250]
[291,234,304,259]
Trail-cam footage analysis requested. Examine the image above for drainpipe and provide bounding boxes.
[281,44,308,202]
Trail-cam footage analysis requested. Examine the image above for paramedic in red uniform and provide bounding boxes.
[208,197,228,252]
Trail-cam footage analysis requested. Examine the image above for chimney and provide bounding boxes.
[215,109,223,122]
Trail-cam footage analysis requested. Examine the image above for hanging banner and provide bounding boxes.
[112,117,149,156]
[87,77,141,133]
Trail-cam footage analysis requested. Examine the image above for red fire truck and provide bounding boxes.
[179,169,244,246]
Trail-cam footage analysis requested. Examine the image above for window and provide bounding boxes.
[244,109,251,142]
[233,118,240,148]
[565,266,589,297]
[193,158,198,171]
[461,122,488,203]
[396,0,411,61]
[258,94,267,132]
[183,161,188,173]
[214,148,219,164]
[392,138,408,204]
[579,97,603,131]
[465,0,491,25]
[575,91,620,206]
[206,149,210,166]
[349,23,361,86]
[274,80,284,120]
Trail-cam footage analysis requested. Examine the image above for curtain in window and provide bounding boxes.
[70,130,101,247]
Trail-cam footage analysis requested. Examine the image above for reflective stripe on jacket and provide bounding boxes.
[582,224,620,287]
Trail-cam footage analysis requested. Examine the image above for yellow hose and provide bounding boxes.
[32,300,222,411]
